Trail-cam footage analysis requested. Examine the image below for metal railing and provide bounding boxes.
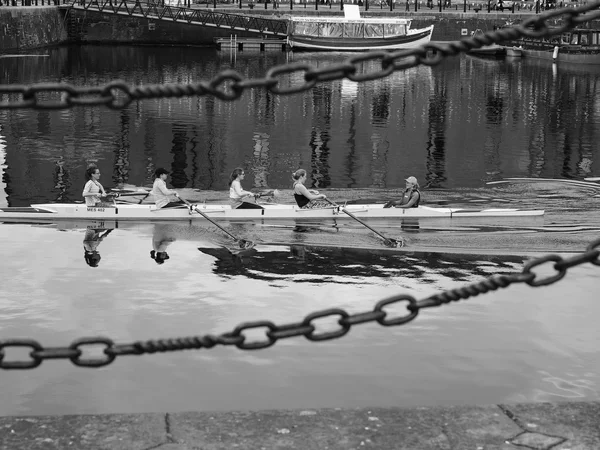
[67,0,288,36]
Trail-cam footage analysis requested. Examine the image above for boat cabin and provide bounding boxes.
[559,29,600,46]
[288,17,412,40]
[515,28,600,48]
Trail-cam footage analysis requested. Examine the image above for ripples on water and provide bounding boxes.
[0,46,599,415]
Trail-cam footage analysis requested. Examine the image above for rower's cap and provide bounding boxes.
[155,168,170,177]
[405,176,418,186]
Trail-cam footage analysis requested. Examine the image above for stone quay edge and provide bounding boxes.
[1,401,599,449]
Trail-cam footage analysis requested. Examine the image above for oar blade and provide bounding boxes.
[180,197,255,249]
[385,238,405,248]
[239,239,255,250]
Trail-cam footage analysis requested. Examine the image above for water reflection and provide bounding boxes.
[1,46,599,207]
[0,124,7,207]
[151,223,177,264]
[198,242,525,282]
[1,220,598,415]
[83,228,113,267]
[53,156,72,202]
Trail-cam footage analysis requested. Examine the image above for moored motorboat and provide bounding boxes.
[509,28,600,64]
[0,202,545,222]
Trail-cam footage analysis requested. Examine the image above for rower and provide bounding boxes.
[229,168,263,210]
[383,176,421,208]
[292,169,327,209]
[150,168,184,209]
[82,165,113,207]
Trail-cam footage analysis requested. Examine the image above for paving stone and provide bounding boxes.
[0,413,166,450]
[500,402,600,450]
[169,405,521,450]
[0,402,598,449]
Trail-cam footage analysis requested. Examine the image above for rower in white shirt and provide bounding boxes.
[229,168,263,210]
[150,168,183,209]
[82,165,112,207]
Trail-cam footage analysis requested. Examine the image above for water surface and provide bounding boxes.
[0,46,599,416]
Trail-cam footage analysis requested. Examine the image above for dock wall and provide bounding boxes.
[0,6,68,52]
[67,9,262,46]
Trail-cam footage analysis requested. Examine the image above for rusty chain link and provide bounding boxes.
[1,2,600,110]
[0,238,597,370]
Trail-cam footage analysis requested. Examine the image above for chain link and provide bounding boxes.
[1,2,600,110]
[0,238,597,370]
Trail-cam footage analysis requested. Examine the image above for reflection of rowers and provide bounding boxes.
[83,228,113,267]
[150,224,177,264]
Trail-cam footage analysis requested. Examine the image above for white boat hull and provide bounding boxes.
[0,203,545,222]
[287,25,434,51]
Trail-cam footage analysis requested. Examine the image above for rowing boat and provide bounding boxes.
[0,203,544,222]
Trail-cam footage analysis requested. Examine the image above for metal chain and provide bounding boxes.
[0,238,597,370]
[1,2,600,110]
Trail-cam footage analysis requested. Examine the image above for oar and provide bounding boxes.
[179,198,254,249]
[324,199,404,248]
[111,192,150,197]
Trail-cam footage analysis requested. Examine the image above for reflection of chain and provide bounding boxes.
[1,238,598,370]
[2,3,600,110]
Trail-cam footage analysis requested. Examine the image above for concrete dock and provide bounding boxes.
[1,401,598,449]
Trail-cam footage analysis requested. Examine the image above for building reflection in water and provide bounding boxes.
[53,156,72,202]
[187,123,201,190]
[482,82,505,182]
[310,86,333,190]
[143,116,158,187]
[113,110,131,186]
[202,96,225,190]
[0,123,7,207]
[251,132,270,189]
[425,70,448,189]
[170,123,190,188]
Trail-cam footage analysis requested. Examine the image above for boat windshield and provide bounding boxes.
[292,21,408,39]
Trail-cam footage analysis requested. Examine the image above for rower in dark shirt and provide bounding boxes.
[384,176,421,208]
[292,169,327,208]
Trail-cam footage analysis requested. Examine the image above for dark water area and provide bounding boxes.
[1,45,599,207]
[0,45,599,416]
